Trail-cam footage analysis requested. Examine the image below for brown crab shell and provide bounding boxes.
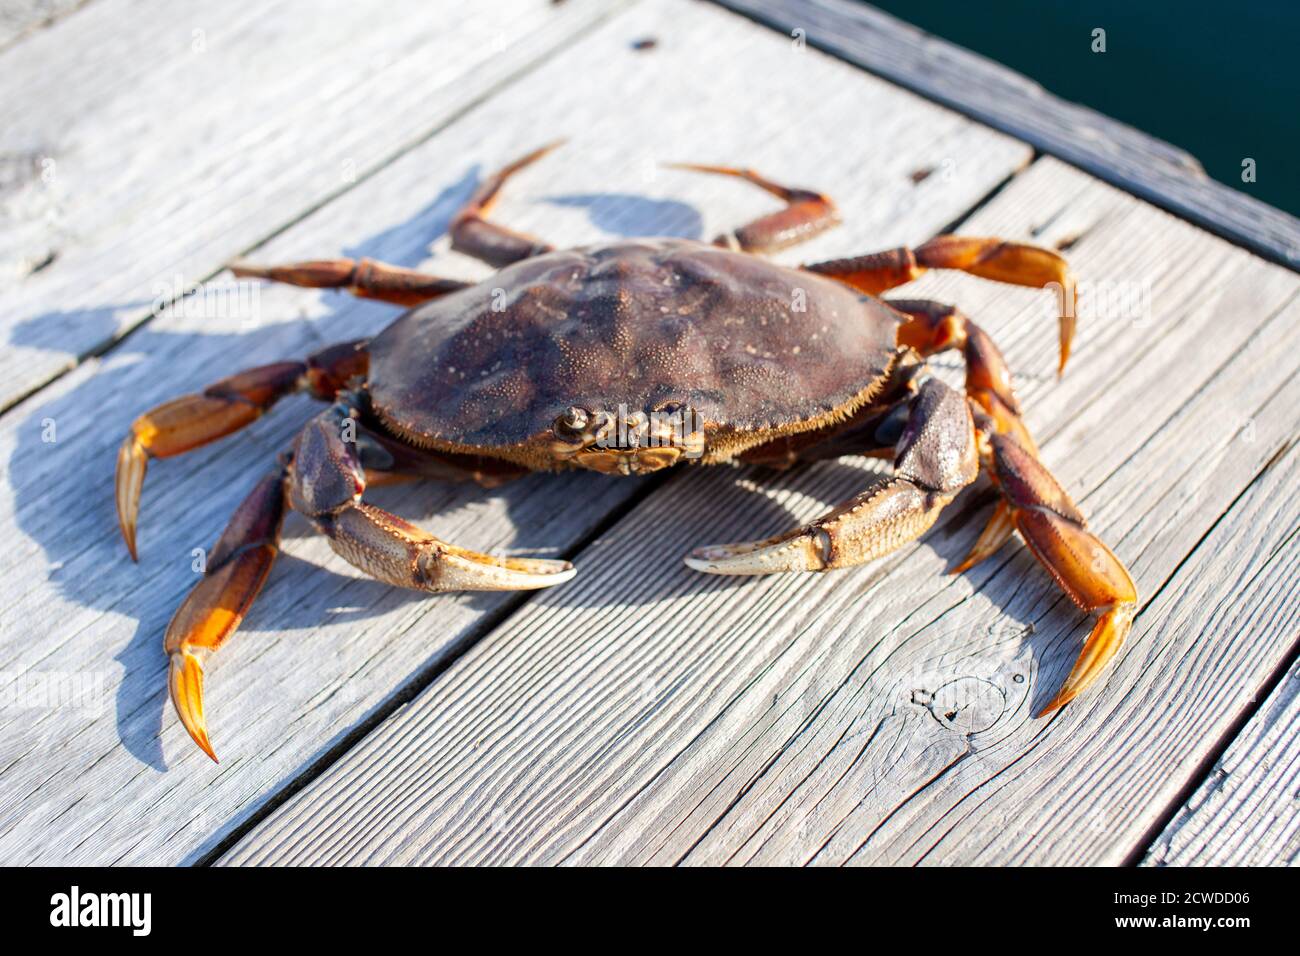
[366,238,902,467]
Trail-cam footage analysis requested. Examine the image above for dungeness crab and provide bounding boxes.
[117,144,1137,761]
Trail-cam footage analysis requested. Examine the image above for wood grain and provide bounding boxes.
[711,0,1300,270]
[0,0,89,52]
[218,157,1300,866]
[0,0,622,411]
[0,0,1030,865]
[1143,657,1300,866]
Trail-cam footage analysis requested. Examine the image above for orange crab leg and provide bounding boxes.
[166,465,288,762]
[450,140,565,266]
[116,340,368,559]
[665,161,840,252]
[887,298,1038,454]
[165,404,573,762]
[982,431,1138,715]
[117,362,300,560]
[228,258,470,308]
[806,236,1076,374]
[950,499,1015,575]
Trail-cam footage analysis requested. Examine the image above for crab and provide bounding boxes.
[117,143,1137,762]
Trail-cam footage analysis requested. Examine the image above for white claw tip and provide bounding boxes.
[683,538,819,575]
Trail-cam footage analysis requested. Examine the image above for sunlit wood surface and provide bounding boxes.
[1,0,1296,866]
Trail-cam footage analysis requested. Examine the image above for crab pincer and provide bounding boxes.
[160,402,574,762]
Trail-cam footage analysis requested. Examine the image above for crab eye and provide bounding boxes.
[555,405,590,437]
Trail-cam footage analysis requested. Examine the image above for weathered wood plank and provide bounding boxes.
[1143,657,1300,867]
[0,0,621,411]
[0,0,1029,865]
[0,0,89,52]
[710,0,1300,270]
[218,158,1300,866]
[822,369,1300,867]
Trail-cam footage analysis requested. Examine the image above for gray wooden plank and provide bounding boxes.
[828,371,1300,867]
[218,157,1300,866]
[0,0,90,52]
[710,0,1300,271]
[0,0,1029,865]
[0,0,621,411]
[1143,658,1300,867]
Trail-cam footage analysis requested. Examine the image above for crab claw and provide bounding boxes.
[437,551,576,590]
[686,527,831,575]
[686,475,954,576]
[320,501,577,592]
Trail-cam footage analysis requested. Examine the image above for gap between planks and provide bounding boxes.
[1138,623,1300,866]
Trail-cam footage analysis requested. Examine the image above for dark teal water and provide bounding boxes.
[866,1,1299,216]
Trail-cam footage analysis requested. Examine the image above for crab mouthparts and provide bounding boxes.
[576,446,683,475]
[550,403,705,473]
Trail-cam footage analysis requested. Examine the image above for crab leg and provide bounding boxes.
[806,236,1076,373]
[686,377,977,574]
[665,162,839,252]
[884,297,1043,570]
[164,404,572,762]
[887,298,1038,454]
[887,301,1137,702]
[291,402,573,588]
[228,258,470,307]
[116,340,367,559]
[450,140,564,266]
[981,431,1138,715]
[165,463,288,761]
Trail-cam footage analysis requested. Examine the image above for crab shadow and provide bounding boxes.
[7,162,736,773]
[544,193,703,240]
[7,167,476,771]
[9,163,1064,777]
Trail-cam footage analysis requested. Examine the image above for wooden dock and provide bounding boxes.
[1,0,1297,866]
